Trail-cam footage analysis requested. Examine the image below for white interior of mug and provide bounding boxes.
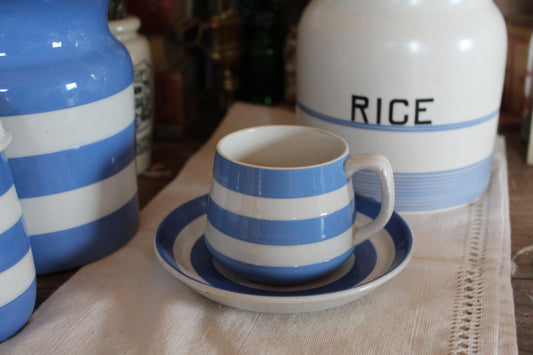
[217,125,348,169]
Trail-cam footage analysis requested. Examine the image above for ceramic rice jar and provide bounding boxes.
[297,0,507,212]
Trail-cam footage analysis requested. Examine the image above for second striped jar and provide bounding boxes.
[0,122,36,342]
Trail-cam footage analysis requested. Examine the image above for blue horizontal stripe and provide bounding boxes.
[353,156,492,211]
[9,121,135,198]
[213,151,349,198]
[0,217,31,273]
[355,194,412,269]
[0,278,36,342]
[207,198,356,245]
[206,239,354,285]
[356,157,492,190]
[30,193,139,275]
[298,102,499,132]
[156,195,208,264]
[0,53,133,116]
[0,152,14,196]
[196,235,375,293]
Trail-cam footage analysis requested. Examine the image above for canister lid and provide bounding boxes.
[0,121,12,153]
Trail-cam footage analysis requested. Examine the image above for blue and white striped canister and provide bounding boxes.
[0,0,139,274]
[0,123,36,342]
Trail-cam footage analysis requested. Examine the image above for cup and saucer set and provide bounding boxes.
[154,0,506,313]
[154,125,414,313]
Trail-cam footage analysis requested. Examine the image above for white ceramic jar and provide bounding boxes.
[110,15,154,175]
[297,0,507,212]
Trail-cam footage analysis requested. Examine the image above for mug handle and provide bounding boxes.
[344,153,395,246]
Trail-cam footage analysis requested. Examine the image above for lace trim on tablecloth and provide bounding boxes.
[448,197,489,354]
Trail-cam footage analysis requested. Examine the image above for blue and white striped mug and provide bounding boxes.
[0,123,36,342]
[205,125,395,284]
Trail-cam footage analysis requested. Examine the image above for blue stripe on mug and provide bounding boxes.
[30,193,138,274]
[0,218,31,273]
[298,102,499,132]
[205,239,354,284]
[0,278,36,342]
[0,152,14,196]
[213,151,349,198]
[207,198,356,245]
[353,155,492,211]
[8,121,135,199]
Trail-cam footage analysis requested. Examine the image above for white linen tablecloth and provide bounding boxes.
[0,103,517,354]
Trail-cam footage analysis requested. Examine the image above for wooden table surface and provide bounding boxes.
[34,122,533,354]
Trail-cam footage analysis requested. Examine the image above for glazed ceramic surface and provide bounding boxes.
[297,0,507,212]
[109,15,154,174]
[0,123,36,342]
[206,125,394,284]
[154,195,413,313]
[0,0,139,274]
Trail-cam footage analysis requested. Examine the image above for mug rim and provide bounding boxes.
[216,125,350,170]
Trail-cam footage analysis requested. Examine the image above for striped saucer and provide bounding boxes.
[154,195,414,313]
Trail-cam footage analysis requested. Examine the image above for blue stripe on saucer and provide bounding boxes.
[9,121,135,198]
[205,239,355,285]
[0,152,14,197]
[355,194,412,268]
[156,196,208,263]
[30,193,138,275]
[0,278,36,342]
[0,218,31,273]
[194,236,375,294]
[207,198,356,245]
[213,151,348,198]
